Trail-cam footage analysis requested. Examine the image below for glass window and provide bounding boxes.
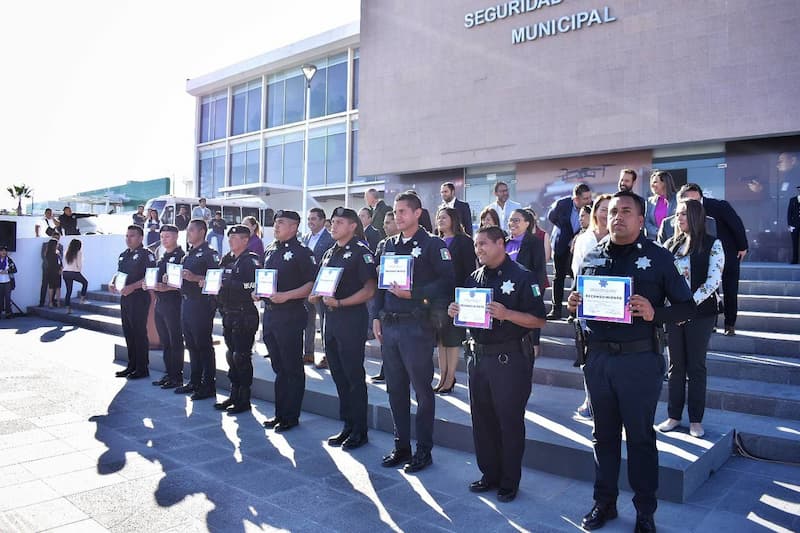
[266,70,306,128]
[199,91,228,143]
[308,53,348,119]
[327,61,347,116]
[352,49,359,110]
[284,134,304,187]
[199,148,226,198]
[230,151,246,186]
[265,139,282,184]
[308,129,326,187]
[309,74,326,120]
[213,96,227,140]
[326,124,346,185]
[232,80,262,136]
[284,75,305,124]
[266,81,284,129]
[351,121,359,181]
[247,84,262,132]
[222,206,240,224]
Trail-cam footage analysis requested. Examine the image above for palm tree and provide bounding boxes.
[6,184,33,216]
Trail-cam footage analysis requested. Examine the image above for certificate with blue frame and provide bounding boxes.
[454,287,493,329]
[378,255,413,290]
[577,275,633,324]
[312,267,343,297]
[255,269,277,297]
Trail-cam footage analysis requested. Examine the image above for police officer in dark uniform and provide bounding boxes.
[214,224,261,415]
[373,192,454,472]
[261,210,317,432]
[312,207,377,450]
[447,225,545,502]
[110,225,156,379]
[567,191,696,533]
[175,219,220,401]
[150,224,185,389]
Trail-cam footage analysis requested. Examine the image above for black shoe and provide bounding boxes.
[174,383,196,394]
[634,514,656,533]
[115,369,134,378]
[263,417,282,429]
[327,429,352,447]
[370,373,385,382]
[497,487,518,503]
[381,448,413,468]
[226,404,251,415]
[127,371,150,380]
[581,502,618,531]
[403,450,433,473]
[436,378,456,394]
[160,380,181,390]
[191,388,216,400]
[342,433,368,450]
[274,420,299,432]
[214,398,234,411]
[469,478,496,493]
[152,376,169,386]
[545,310,562,320]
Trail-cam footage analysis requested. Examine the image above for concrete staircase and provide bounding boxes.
[28,262,800,503]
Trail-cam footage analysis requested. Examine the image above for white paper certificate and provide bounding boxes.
[378,255,413,290]
[256,269,277,297]
[454,288,493,329]
[576,275,633,324]
[144,268,158,289]
[114,272,127,291]
[313,267,343,297]
[166,263,183,288]
[203,269,222,295]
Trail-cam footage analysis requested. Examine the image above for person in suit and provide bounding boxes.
[359,207,382,252]
[617,168,638,193]
[485,181,522,233]
[678,183,748,336]
[644,170,678,239]
[440,181,474,236]
[788,185,800,264]
[302,208,335,367]
[547,183,593,319]
[657,188,718,245]
[365,188,391,238]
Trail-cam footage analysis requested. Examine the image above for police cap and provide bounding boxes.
[160,224,179,234]
[227,224,251,237]
[274,210,301,223]
[332,206,359,223]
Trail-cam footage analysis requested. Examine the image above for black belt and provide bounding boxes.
[380,310,426,323]
[263,302,303,312]
[588,339,654,354]
[181,293,213,301]
[468,338,523,357]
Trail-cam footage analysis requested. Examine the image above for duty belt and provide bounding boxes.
[263,301,303,312]
[467,338,523,357]
[379,310,426,323]
[588,339,654,354]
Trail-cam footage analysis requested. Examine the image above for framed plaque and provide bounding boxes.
[576,275,633,324]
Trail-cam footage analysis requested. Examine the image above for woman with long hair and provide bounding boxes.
[644,170,678,239]
[506,208,547,357]
[658,199,724,438]
[44,238,62,308]
[434,207,477,393]
[146,209,161,247]
[527,208,552,264]
[570,194,612,418]
[479,207,501,230]
[62,239,89,314]
[242,216,264,258]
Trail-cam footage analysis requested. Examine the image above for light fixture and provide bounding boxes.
[301,64,317,86]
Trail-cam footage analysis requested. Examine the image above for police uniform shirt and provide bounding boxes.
[180,242,220,297]
[463,255,545,344]
[118,245,156,286]
[578,234,695,342]
[321,236,377,301]
[218,250,261,307]
[376,227,455,314]
[156,247,185,298]
[263,238,317,297]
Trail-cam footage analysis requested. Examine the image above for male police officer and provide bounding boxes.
[448,225,546,502]
[214,224,261,415]
[110,225,156,379]
[261,210,317,432]
[373,192,455,472]
[312,207,377,450]
[567,191,696,533]
[175,219,220,401]
[150,224,185,389]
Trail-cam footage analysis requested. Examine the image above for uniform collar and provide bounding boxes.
[605,234,646,257]
[334,236,361,252]
[395,226,426,244]
[484,255,513,275]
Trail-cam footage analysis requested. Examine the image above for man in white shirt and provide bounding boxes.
[484,181,522,232]
[35,208,59,237]
[192,198,213,222]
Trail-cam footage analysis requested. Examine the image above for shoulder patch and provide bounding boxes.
[531,284,541,297]
[363,254,374,264]
[440,249,452,261]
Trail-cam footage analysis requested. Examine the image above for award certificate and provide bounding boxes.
[113,272,127,291]
[378,255,413,290]
[166,263,183,288]
[203,269,222,295]
[577,275,633,324]
[143,268,159,289]
[312,267,343,297]
[454,287,493,329]
[255,269,277,297]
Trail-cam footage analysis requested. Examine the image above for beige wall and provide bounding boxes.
[359,0,800,176]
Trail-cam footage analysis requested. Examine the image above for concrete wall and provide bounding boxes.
[359,0,800,176]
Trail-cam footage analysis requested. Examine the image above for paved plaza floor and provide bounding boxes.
[0,316,798,532]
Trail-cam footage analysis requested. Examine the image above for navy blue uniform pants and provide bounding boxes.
[263,306,306,423]
[666,315,715,423]
[382,320,435,452]
[223,305,259,389]
[181,296,217,387]
[325,307,369,435]
[468,349,532,491]
[584,349,664,515]
[154,295,183,382]
[721,252,740,328]
[121,290,151,374]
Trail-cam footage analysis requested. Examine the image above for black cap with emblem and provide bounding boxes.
[227,224,251,237]
[332,206,359,223]
[160,224,179,234]
[273,210,301,223]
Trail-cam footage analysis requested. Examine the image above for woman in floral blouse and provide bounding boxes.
[657,199,724,438]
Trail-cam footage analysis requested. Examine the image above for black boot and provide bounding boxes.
[214,385,239,410]
[227,386,251,415]
[191,381,216,400]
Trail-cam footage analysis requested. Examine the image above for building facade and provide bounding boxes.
[188,2,800,262]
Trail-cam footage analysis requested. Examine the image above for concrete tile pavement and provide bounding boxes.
[0,316,798,532]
